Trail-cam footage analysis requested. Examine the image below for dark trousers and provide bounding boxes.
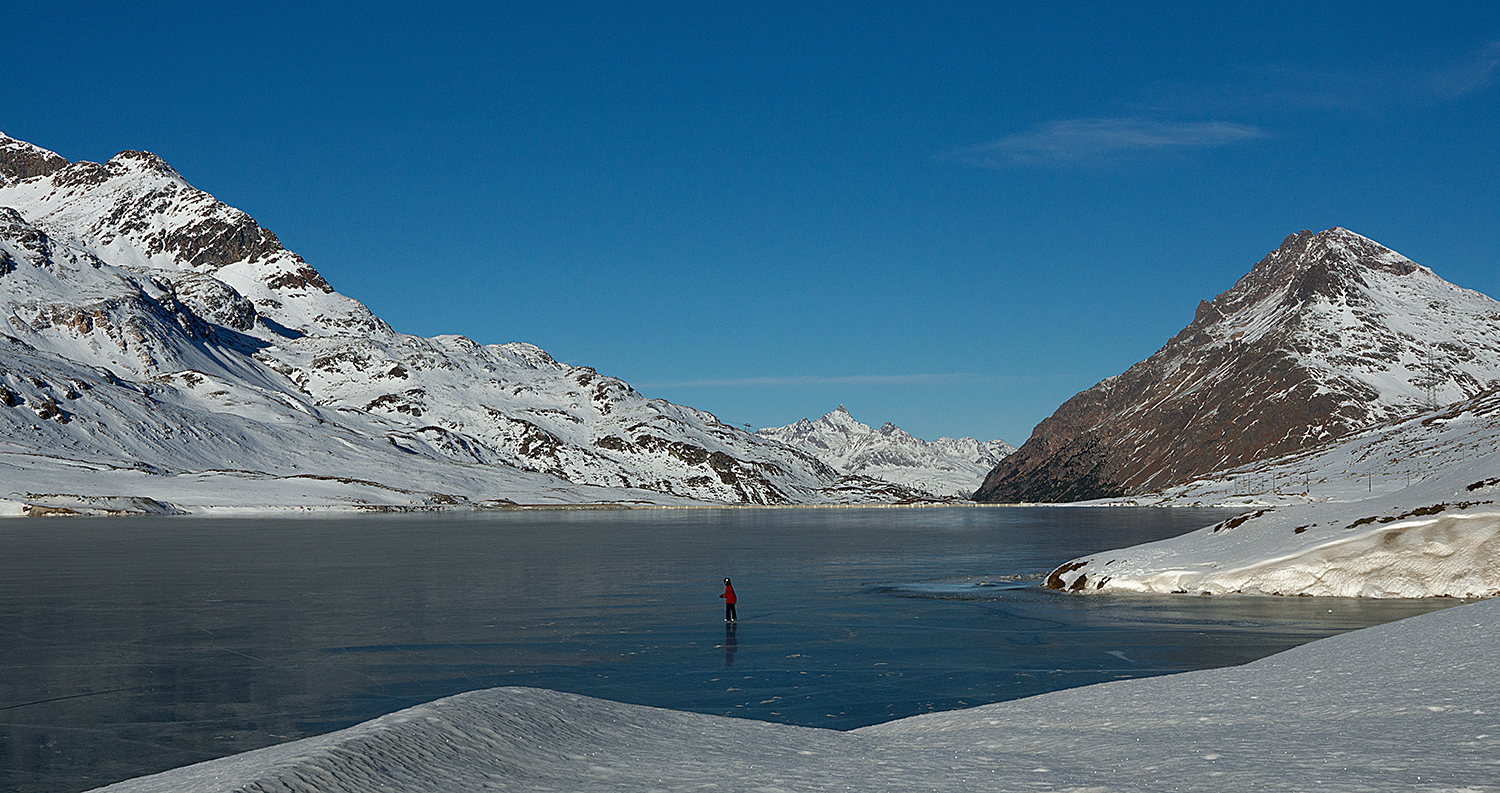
[725,603,737,621]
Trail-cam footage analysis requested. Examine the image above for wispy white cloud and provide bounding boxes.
[1430,41,1500,100]
[1143,42,1500,115]
[642,373,962,388]
[946,118,1266,168]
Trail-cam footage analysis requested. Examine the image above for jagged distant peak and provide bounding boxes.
[0,133,339,326]
[820,404,859,424]
[1,135,276,248]
[758,406,1015,498]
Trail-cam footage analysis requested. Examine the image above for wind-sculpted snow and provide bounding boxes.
[92,597,1500,792]
[1051,506,1500,598]
[1045,389,1500,597]
[0,131,921,508]
[758,405,1015,497]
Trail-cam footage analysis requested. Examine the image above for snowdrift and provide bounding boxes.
[1048,389,1500,598]
[92,596,1500,792]
[1053,507,1500,598]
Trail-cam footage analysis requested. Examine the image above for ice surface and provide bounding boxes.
[35,506,1414,793]
[91,596,1500,792]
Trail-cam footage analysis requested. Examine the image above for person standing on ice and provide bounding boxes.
[720,577,737,622]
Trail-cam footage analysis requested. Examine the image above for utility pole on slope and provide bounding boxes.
[1420,345,1440,410]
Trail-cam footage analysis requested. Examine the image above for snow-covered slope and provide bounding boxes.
[0,132,937,510]
[91,595,1500,792]
[758,405,1015,497]
[977,228,1500,503]
[1044,387,1500,597]
[0,330,705,514]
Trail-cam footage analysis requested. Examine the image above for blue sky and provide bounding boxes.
[5,2,1498,445]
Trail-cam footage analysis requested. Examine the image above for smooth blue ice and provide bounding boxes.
[0,507,1458,793]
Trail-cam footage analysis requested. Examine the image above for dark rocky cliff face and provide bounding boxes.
[0,135,69,186]
[974,228,1500,503]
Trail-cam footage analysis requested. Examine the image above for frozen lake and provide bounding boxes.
[0,507,1458,793]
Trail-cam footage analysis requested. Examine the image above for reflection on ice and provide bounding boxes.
[722,622,738,667]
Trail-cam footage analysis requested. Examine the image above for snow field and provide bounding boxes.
[1043,386,1500,598]
[1081,508,1500,598]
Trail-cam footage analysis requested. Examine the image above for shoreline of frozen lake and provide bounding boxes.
[8,507,1455,793]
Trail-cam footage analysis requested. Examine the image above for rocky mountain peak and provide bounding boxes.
[0,140,340,332]
[975,228,1500,504]
[1180,228,1421,342]
[106,149,191,186]
[824,404,863,425]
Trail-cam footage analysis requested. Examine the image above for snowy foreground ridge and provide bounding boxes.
[94,597,1500,792]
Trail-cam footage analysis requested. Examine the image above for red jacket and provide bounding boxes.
[721,583,736,604]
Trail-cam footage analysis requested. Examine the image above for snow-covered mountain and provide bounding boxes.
[0,132,933,511]
[976,228,1500,503]
[1044,385,1500,597]
[757,405,1014,497]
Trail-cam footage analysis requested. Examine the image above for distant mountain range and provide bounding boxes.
[976,227,1500,503]
[0,133,964,512]
[758,405,1014,497]
[9,132,1497,515]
